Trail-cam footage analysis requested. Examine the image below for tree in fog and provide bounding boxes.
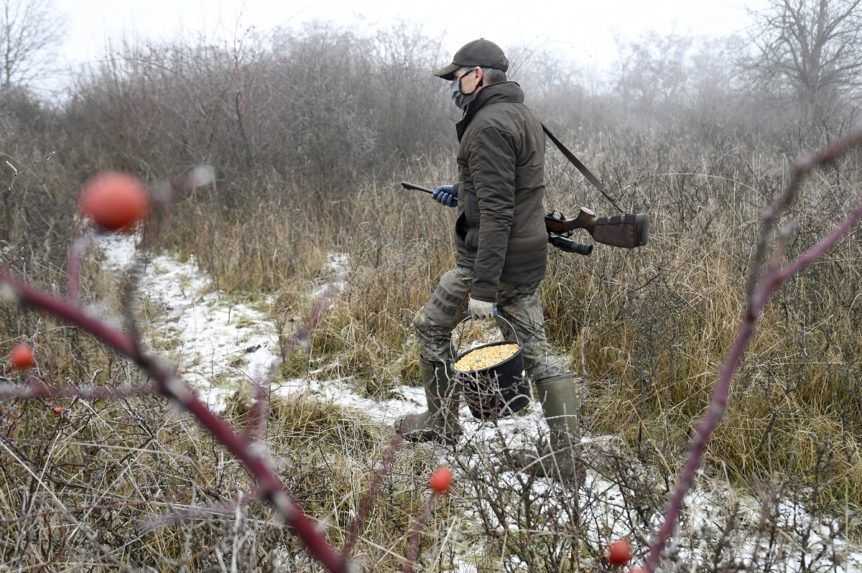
[1,0,64,88]
[746,0,862,124]
[616,32,693,118]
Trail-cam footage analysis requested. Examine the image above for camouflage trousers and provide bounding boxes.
[414,266,567,383]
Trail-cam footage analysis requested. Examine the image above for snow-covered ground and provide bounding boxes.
[100,235,279,410]
[98,235,862,572]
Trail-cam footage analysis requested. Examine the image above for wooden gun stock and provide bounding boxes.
[545,207,597,234]
[545,208,649,249]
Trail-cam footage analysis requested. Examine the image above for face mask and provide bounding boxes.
[450,78,478,111]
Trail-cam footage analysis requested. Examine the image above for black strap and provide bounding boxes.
[542,124,623,214]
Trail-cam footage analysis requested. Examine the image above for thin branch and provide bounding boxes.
[342,433,404,557]
[139,489,260,532]
[643,129,862,572]
[243,287,332,443]
[66,234,92,303]
[1,270,137,355]
[242,377,270,443]
[403,492,437,573]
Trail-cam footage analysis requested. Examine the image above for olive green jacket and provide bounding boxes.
[454,81,547,302]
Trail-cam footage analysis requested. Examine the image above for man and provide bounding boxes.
[395,38,583,483]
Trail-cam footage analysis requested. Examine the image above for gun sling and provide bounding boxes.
[541,124,624,214]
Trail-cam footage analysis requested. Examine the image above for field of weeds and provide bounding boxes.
[2,22,862,572]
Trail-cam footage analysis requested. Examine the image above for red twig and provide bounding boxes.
[66,235,92,303]
[243,378,270,443]
[0,269,353,573]
[295,290,332,346]
[643,130,862,572]
[403,491,437,573]
[342,433,404,557]
[1,271,137,355]
[243,288,331,442]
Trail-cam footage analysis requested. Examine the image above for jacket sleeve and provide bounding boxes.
[467,126,516,302]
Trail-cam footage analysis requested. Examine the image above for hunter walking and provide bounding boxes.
[395,38,583,483]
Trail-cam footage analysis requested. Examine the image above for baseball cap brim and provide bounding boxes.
[432,62,461,80]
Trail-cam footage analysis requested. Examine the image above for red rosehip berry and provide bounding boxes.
[429,466,453,495]
[79,171,150,232]
[607,538,633,566]
[9,343,35,370]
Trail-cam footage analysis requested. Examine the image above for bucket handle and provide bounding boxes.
[450,314,522,360]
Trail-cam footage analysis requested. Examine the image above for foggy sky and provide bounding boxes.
[43,0,765,95]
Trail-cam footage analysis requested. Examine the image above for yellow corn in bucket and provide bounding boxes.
[453,333,528,420]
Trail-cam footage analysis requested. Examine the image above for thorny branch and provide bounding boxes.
[644,130,862,571]
[403,491,437,573]
[0,266,355,573]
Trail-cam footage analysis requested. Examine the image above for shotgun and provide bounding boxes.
[400,181,647,252]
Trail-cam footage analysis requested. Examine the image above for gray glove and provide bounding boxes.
[468,297,496,319]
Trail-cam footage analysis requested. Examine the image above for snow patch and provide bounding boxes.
[312,252,350,298]
[96,234,862,572]
[99,235,280,410]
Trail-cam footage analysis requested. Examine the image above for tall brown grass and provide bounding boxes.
[137,132,862,517]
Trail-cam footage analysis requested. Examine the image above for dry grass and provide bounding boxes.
[137,142,862,523]
[153,179,333,294]
[0,370,451,570]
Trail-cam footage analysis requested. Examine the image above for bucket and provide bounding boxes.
[452,317,530,420]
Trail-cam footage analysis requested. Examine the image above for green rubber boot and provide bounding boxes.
[511,374,584,485]
[395,360,462,445]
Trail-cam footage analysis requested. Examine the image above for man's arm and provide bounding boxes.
[468,126,517,302]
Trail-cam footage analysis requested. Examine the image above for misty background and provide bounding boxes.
[44,0,761,93]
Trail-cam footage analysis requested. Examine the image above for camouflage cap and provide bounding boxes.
[432,38,509,80]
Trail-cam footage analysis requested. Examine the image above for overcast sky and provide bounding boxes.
[43,0,764,95]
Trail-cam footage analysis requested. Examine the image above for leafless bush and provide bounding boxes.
[62,22,453,198]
